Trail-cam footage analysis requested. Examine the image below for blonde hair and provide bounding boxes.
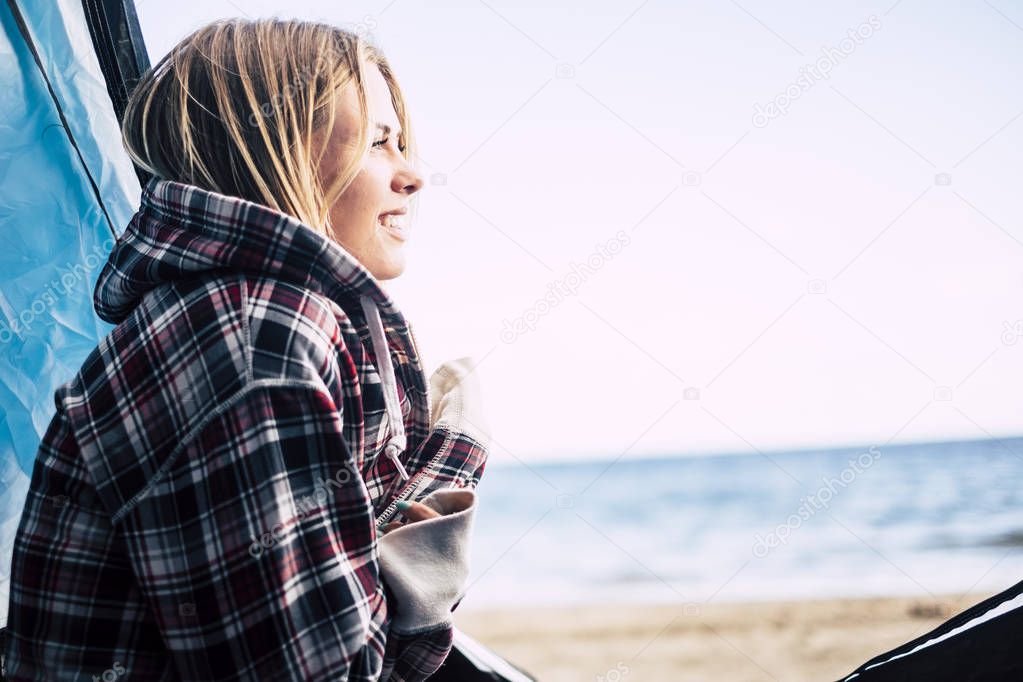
[120,17,417,235]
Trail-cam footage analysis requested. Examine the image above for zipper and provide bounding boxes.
[374,354,465,531]
[375,457,437,531]
[374,428,456,531]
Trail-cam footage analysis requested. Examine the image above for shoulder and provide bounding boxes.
[237,275,356,391]
[137,273,356,393]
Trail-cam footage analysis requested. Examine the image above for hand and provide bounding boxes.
[376,489,478,632]
[380,500,440,534]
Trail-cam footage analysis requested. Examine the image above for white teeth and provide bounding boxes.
[380,214,404,229]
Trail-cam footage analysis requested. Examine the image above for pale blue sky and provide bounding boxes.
[133,0,1023,462]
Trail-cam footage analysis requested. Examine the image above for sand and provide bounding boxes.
[453,593,993,681]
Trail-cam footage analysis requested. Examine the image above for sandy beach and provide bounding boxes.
[454,593,993,681]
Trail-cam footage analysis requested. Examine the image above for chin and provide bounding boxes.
[368,257,406,281]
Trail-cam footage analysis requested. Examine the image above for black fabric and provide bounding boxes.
[429,632,538,682]
[80,0,152,187]
[837,579,1023,681]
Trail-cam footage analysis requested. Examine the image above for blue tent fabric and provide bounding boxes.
[0,0,140,627]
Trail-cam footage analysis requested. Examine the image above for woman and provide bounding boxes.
[2,17,490,681]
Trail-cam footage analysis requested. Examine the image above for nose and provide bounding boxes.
[393,156,424,195]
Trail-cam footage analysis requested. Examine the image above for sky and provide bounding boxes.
[132,0,1023,463]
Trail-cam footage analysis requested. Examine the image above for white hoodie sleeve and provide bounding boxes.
[376,487,478,634]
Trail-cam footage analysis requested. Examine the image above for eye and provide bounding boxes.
[373,136,408,154]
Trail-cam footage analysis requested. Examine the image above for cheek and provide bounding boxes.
[332,176,379,233]
[357,159,394,202]
[354,169,392,218]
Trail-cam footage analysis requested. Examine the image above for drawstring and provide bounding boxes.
[359,295,410,480]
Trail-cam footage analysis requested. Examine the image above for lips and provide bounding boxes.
[378,211,408,241]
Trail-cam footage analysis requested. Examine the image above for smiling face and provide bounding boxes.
[318,63,424,280]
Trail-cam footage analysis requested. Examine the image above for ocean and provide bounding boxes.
[460,436,1023,609]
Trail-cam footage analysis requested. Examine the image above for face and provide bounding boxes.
[318,63,424,280]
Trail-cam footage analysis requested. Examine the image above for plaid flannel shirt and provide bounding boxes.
[2,178,489,681]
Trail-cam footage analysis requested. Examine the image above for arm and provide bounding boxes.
[377,488,477,680]
[113,380,444,681]
[374,357,492,679]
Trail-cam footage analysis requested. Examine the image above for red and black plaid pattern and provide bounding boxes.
[2,178,488,680]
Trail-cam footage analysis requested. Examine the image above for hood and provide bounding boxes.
[95,177,404,326]
[93,177,427,477]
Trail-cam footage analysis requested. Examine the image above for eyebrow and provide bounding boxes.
[375,122,402,137]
